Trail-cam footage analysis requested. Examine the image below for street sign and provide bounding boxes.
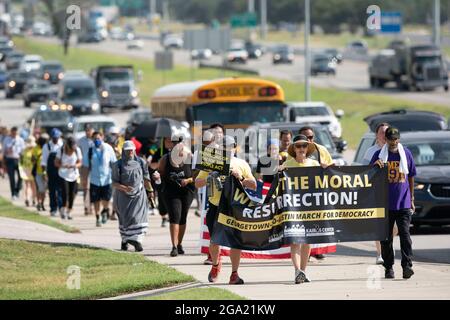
[183,28,231,52]
[381,12,402,33]
[155,51,173,70]
[230,12,257,28]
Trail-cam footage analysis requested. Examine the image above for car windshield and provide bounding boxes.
[315,57,329,63]
[372,118,444,131]
[64,86,96,99]
[291,106,330,117]
[100,70,131,81]
[404,141,450,166]
[36,111,71,122]
[77,121,115,133]
[43,64,62,71]
[134,112,152,122]
[193,102,285,125]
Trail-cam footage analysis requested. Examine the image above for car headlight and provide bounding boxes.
[67,105,73,111]
[8,81,15,87]
[274,54,280,60]
[58,72,64,80]
[91,103,100,111]
[101,90,109,98]
[43,73,50,80]
[67,122,73,129]
[131,90,138,98]
[414,183,426,190]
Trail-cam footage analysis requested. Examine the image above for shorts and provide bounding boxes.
[90,184,112,203]
[206,203,218,236]
[35,174,46,193]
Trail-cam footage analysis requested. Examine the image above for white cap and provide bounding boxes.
[123,140,136,151]
[108,126,120,135]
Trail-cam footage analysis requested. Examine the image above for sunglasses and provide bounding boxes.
[306,136,314,140]
[295,143,309,149]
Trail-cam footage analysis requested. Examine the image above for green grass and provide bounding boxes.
[0,239,195,299]
[141,287,246,300]
[0,197,79,233]
[13,37,450,149]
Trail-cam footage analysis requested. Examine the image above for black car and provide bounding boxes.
[245,122,346,169]
[78,31,103,43]
[26,105,74,136]
[353,130,450,228]
[5,70,30,98]
[311,53,336,76]
[272,45,294,64]
[4,51,25,70]
[245,41,264,59]
[58,75,101,115]
[323,48,343,64]
[39,61,64,84]
[22,79,53,107]
[364,109,447,132]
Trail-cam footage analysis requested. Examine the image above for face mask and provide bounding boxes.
[94,139,102,148]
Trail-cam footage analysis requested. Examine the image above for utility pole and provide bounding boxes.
[304,0,311,101]
[433,0,440,47]
[248,0,255,13]
[260,0,267,39]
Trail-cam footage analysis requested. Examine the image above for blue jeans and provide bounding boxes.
[5,158,21,197]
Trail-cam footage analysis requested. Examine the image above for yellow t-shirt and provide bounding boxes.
[284,157,319,168]
[197,157,254,206]
[310,143,333,166]
[32,146,44,175]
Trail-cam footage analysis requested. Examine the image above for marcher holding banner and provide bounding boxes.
[279,130,292,164]
[256,139,282,184]
[195,136,256,285]
[299,126,336,260]
[283,134,319,283]
[371,127,416,280]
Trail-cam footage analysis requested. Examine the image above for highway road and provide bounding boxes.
[32,35,450,107]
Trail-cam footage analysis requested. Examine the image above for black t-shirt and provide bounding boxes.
[256,155,279,184]
[161,153,195,194]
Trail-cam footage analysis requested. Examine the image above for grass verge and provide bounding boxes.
[141,287,246,300]
[0,197,79,233]
[13,37,450,149]
[0,239,195,299]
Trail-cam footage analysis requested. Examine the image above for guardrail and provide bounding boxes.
[198,62,259,75]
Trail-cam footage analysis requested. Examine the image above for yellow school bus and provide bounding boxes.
[150,77,286,129]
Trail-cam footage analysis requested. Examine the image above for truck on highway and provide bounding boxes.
[90,65,140,111]
[369,43,448,91]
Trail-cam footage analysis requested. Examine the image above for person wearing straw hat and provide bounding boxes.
[112,140,154,252]
[20,136,37,207]
[282,134,319,284]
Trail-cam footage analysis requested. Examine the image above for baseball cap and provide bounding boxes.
[122,140,136,151]
[385,127,400,140]
[50,128,62,138]
[223,135,236,148]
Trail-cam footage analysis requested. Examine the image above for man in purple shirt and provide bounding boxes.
[371,127,416,280]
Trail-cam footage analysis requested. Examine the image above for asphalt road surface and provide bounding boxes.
[32,35,450,107]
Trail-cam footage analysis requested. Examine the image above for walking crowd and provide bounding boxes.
[0,120,416,284]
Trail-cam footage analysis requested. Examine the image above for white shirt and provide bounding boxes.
[56,147,82,182]
[362,143,382,165]
[2,135,25,159]
[41,139,64,167]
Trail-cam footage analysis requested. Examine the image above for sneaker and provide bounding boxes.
[313,254,325,260]
[128,240,143,252]
[376,255,384,265]
[203,254,213,265]
[403,267,414,279]
[96,219,102,227]
[295,270,307,284]
[50,211,57,217]
[41,204,46,211]
[101,208,109,224]
[25,200,30,207]
[385,268,395,279]
[66,212,73,220]
[229,272,244,285]
[161,217,168,227]
[177,244,185,254]
[121,242,128,251]
[36,204,41,211]
[59,208,66,219]
[208,262,221,283]
[170,246,178,257]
